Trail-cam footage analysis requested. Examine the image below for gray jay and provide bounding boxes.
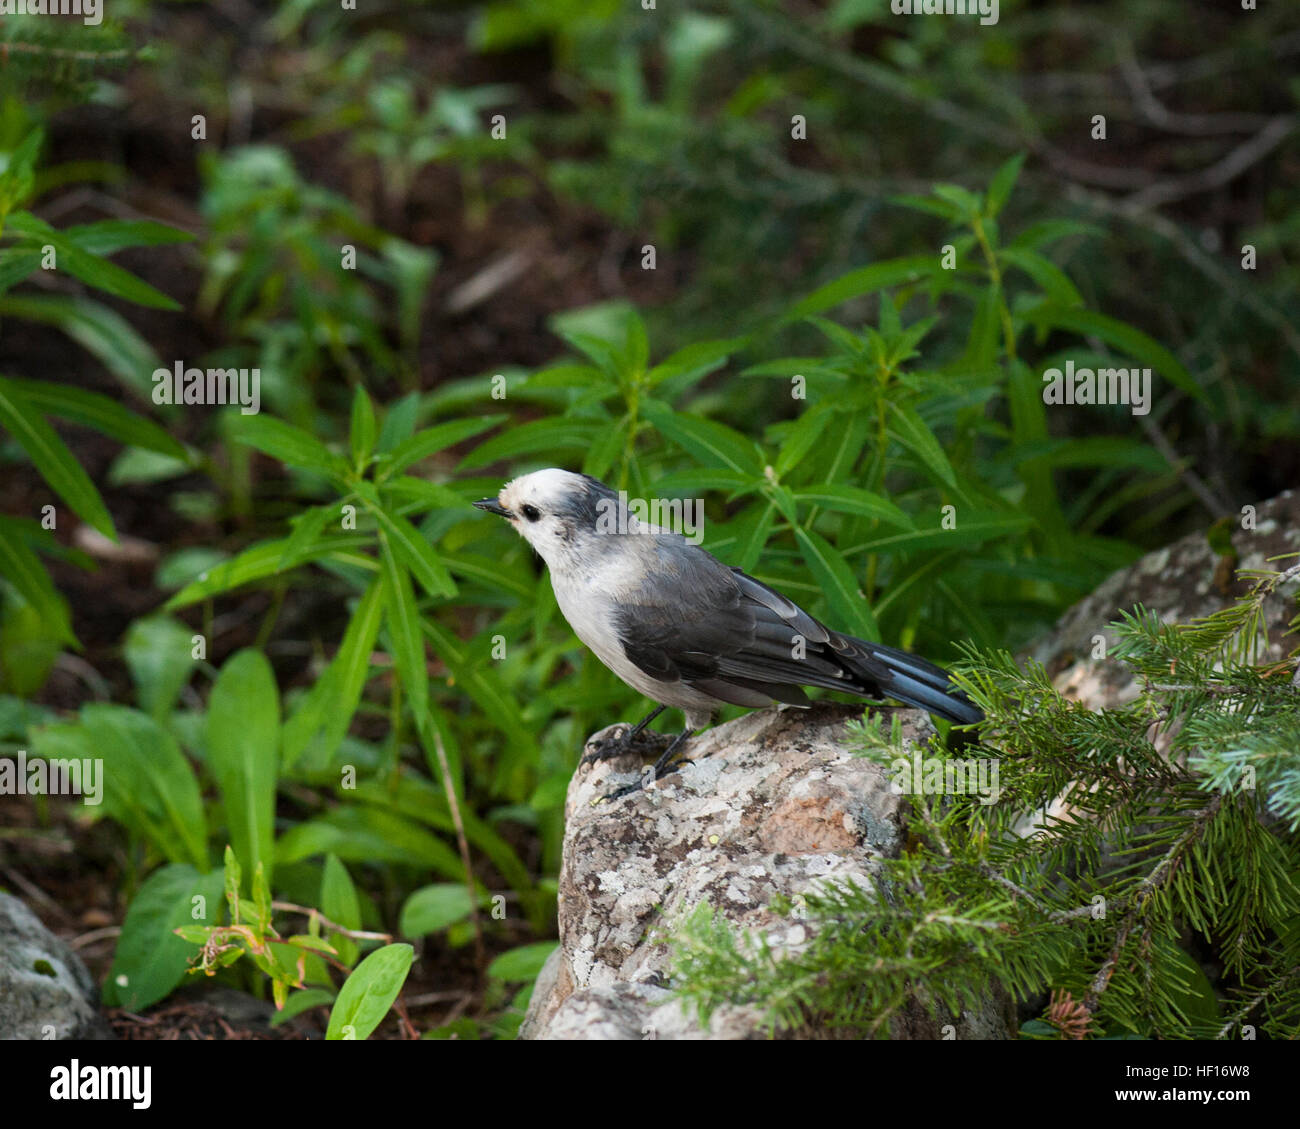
[474,469,981,797]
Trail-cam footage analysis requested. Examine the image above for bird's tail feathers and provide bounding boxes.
[842,637,984,726]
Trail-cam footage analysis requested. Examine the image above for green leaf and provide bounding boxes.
[77,706,208,870]
[372,508,456,599]
[282,576,383,770]
[399,883,475,938]
[780,256,934,325]
[349,386,376,466]
[164,534,369,608]
[0,517,76,646]
[379,477,465,512]
[847,514,1035,556]
[379,538,428,718]
[487,940,558,982]
[8,379,188,461]
[326,943,414,1040]
[61,218,193,256]
[5,212,181,310]
[887,402,958,490]
[277,806,464,876]
[456,417,600,469]
[998,247,1082,307]
[227,414,348,480]
[985,152,1026,218]
[124,614,196,721]
[794,526,878,640]
[1024,306,1204,402]
[321,854,361,968]
[421,620,540,765]
[270,988,337,1027]
[645,336,745,387]
[0,296,163,400]
[794,485,914,530]
[207,650,280,886]
[0,376,116,538]
[105,864,225,1011]
[376,391,420,454]
[641,399,762,475]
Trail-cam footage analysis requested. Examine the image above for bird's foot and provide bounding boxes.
[601,756,693,803]
[580,723,674,767]
[596,729,696,803]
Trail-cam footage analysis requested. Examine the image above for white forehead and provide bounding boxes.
[500,468,585,507]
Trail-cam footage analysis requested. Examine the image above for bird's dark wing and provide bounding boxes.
[611,538,981,724]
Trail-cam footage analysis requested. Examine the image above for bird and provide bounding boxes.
[474,468,982,798]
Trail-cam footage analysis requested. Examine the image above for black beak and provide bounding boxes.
[473,498,512,518]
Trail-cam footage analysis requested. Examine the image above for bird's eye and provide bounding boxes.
[521,504,540,522]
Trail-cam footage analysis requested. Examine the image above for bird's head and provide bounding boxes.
[473,468,621,568]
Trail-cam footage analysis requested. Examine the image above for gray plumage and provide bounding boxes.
[474,469,982,733]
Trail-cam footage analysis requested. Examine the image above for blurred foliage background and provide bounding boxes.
[0,0,1295,1037]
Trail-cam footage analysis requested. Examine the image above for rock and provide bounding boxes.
[1030,488,1299,710]
[0,891,110,1039]
[522,703,1014,1039]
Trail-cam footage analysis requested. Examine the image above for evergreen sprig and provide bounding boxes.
[667,561,1300,1039]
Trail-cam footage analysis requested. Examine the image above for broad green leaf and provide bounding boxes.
[372,508,456,599]
[207,649,280,885]
[376,391,420,453]
[326,943,414,1040]
[0,296,162,400]
[5,212,181,310]
[794,485,914,530]
[165,534,371,608]
[421,619,539,763]
[0,517,76,646]
[77,705,208,870]
[321,854,361,968]
[456,417,600,469]
[641,399,762,475]
[985,152,1026,218]
[227,414,348,480]
[124,614,196,720]
[0,376,116,537]
[794,526,878,640]
[399,883,475,938]
[887,402,958,490]
[1025,306,1204,402]
[379,413,504,476]
[61,218,193,255]
[379,477,465,511]
[379,537,428,718]
[9,379,188,460]
[270,988,337,1027]
[276,806,464,876]
[847,514,1035,556]
[282,576,383,770]
[487,941,558,982]
[104,864,225,1011]
[780,256,934,325]
[349,386,376,466]
[998,247,1082,307]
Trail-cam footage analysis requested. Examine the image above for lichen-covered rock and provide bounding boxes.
[1030,489,1299,710]
[522,703,1013,1040]
[0,892,110,1039]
